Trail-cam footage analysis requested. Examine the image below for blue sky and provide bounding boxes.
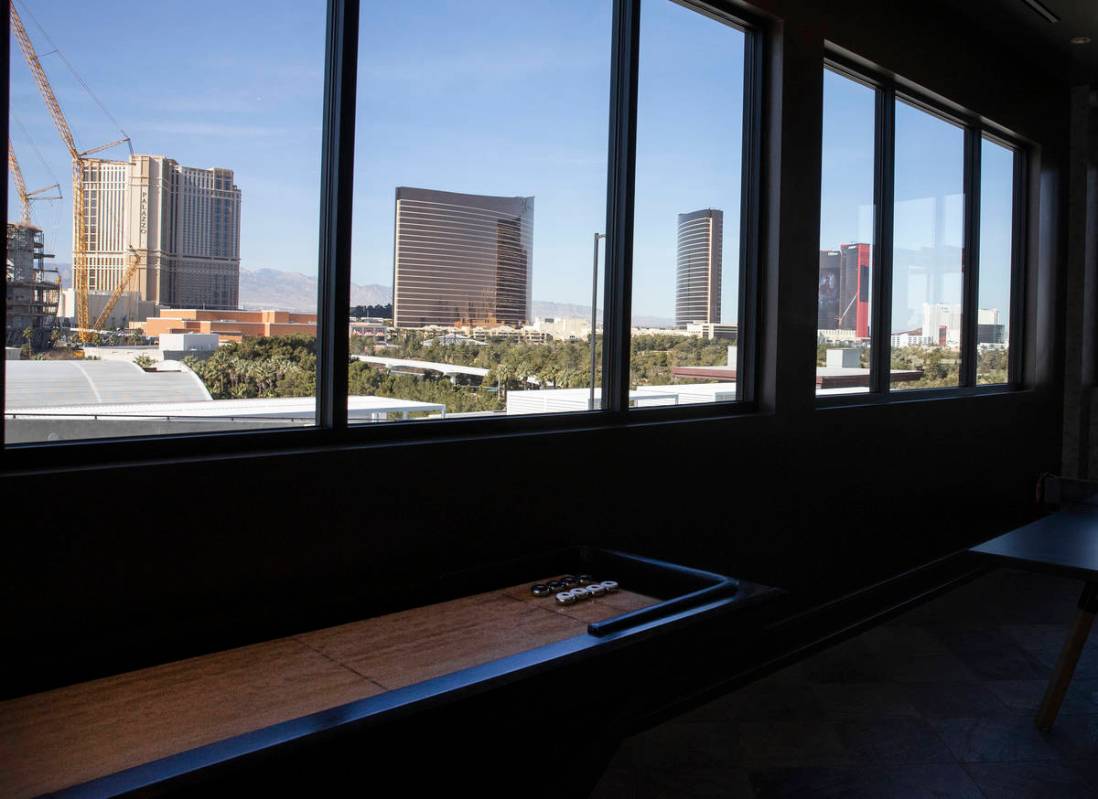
[8,0,1012,326]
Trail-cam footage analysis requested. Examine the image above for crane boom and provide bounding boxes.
[9,142,31,225]
[7,141,62,226]
[9,4,78,159]
[13,3,137,341]
[11,2,92,338]
[91,248,143,332]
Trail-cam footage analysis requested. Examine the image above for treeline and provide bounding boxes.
[185,336,318,399]
[184,334,502,412]
[184,332,738,412]
[891,346,1008,387]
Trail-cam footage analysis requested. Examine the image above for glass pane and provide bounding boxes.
[628,0,744,408]
[890,101,964,390]
[977,138,1014,384]
[6,1,325,443]
[349,0,612,421]
[817,69,876,396]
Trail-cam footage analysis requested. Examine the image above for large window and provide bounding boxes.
[4,4,1031,458]
[348,0,612,422]
[891,100,965,390]
[5,0,326,443]
[629,0,749,408]
[976,138,1018,384]
[816,63,1023,399]
[816,70,876,395]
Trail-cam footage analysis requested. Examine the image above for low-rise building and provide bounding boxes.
[138,309,317,341]
[685,322,738,341]
[817,328,865,344]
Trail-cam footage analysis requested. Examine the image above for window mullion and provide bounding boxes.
[1009,148,1027,386]
[871,84,895,393]
[961,127,981,387]
[316,0,359,431]
[736,26,764,403]
[602,0,641,415]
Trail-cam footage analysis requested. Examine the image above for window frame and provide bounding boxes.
[613,0,767,423]
[1,0,771,468]
[817,52,1029,408]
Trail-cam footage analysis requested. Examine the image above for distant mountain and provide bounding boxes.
[531,301,596,321]
[52,263,676,325]
[531,300,674,328]
[240,268,390,312]
[631,314,678,328]
[54,264,390,311]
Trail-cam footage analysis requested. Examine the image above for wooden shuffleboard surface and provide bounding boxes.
[0,581,656,798]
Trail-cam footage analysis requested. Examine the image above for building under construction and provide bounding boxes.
[9,4,242,342]
[5,222,59,349]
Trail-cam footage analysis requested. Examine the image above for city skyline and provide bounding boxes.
[8,0,1014,326]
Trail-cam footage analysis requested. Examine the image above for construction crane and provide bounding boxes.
[10,2,132,341]
[91,248,143,332]
[7,141,61,226]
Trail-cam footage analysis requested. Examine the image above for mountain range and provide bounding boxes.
[52,264,674,326]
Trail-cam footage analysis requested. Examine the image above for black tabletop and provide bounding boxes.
[970,506,1098,582]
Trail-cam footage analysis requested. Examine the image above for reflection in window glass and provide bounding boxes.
[6,1,325,443]
[350,0,612,421]
[816,69,875,396]
[977,139,1014,384]
[629,0,744,407]
[890,101,964,390]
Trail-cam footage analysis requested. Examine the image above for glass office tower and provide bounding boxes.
[392,187,534,328]
[675,208,723,327]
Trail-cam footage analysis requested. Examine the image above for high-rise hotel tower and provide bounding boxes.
[81,155,241,310]
[817,242,871,337]
[392,187,534,328]
[675,208,723,327]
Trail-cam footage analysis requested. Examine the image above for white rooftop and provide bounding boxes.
[505,387,681,414]
[635,383,738,404]
[354,355,489,378]
[6,395,446,421]
[5,360,210,408]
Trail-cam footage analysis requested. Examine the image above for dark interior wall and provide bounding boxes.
[1060,87,1098,477]
[1,0,1074,694]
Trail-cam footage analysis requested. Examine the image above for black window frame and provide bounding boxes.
[1,0,771,470]
[817,53,1028,408]
[617,0,766,423]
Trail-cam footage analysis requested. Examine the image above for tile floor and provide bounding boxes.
[591,568,1098,798]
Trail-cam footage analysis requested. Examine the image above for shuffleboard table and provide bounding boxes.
[0,546,778,797]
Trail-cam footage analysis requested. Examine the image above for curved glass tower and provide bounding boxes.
[392,187,534,328]
[675,208,723,327]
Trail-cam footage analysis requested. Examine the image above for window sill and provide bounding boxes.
[815,382,1030,410]
[2,399,766,476]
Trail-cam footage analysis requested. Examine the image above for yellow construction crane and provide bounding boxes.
[10,2,132,341]
[90,248,143,332]
[7,140,61,226]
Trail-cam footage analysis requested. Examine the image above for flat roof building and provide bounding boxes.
[392,187,534,329]
[140,309,316,341]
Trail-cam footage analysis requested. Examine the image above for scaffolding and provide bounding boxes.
[6,223,60,349]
